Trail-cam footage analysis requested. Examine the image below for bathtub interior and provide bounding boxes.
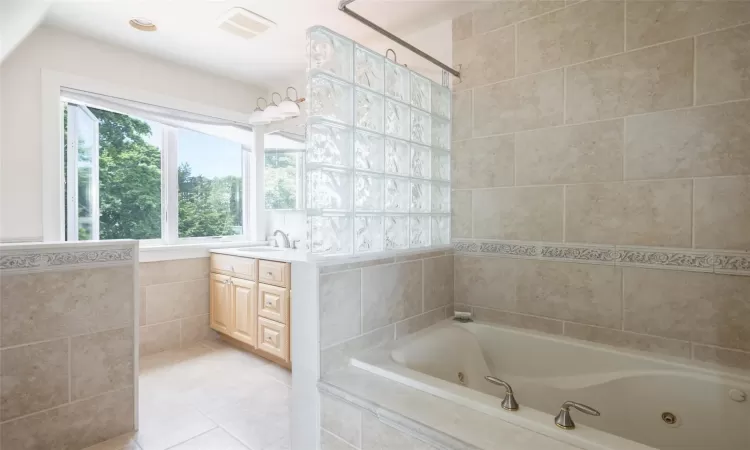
[387,321,750,450]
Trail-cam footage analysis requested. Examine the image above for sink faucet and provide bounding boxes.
[273,230,291,248]
[554,401,600,429]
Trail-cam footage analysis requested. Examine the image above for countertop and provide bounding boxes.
[209,246,313,263]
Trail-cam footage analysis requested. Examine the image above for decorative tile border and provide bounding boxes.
[453,240,750,276]
[0,247,134,272]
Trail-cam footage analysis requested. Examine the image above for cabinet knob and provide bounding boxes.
[266,271,273,276]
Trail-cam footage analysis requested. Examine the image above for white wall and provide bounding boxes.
[0,26,265,241]
[0,0,48,63]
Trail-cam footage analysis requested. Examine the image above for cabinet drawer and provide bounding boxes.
[257,317,289,362]
[211,254,256,280]
[258,260,290,288]
[258,283,289,324]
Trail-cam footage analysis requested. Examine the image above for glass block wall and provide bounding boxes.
[305,26,451,255]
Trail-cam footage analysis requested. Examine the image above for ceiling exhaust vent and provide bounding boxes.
[217,7,276,40]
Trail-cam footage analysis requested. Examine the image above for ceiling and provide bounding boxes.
[42,0,474,89]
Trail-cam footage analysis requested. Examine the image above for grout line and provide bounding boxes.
[562,186,567,243]
[622,118,627,180]
[623,0,627,52]
[693,36,698,106]
[68,337,73,403]
[421,259,425,313]
[514,23,519,78]
[0,324,134,351]
[620,269,625,330]
[562,67,567,124]
[691,179,696,249]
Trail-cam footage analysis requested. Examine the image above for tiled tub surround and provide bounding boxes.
[451,0,750,372]
[0,241,137,449]
[139,257,215,356]
[318,249,454,375]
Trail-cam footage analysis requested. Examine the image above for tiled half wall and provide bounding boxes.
[318,250,455,375]
[0,242,136,449]
[451,0,750,372]
[139,258,216,356]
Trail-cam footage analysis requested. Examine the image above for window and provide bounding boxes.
[264,132,305,210]
[62,97,251,244]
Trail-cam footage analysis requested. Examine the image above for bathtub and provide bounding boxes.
[351,321,750,450]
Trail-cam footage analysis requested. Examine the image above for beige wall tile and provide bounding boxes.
[697,24,750,105]
[566,39,693,123]
[181,314,214,347]
[140,258,209,286]
[453,26,515,90]
[625,102,750,179]
[693,345,750,371]
[627,1,750,50]
[452,136,515,189]
[694,176,750,250]
[516,260,623,328]
[473,1,566,34]
[362,413,436,450]
[516,120,624,185]
[321,325,394,374]
[452,12,473,42]
[624,268,750,351]
[321,394,361,448]
[139,287,147,326]
[320,270,362,349]
[474,69,564,135]
[1,266,134,347]
[563,322,691,359]
[452,90,472,141]
[1,339,69,421]
[473,186,564,241]
[473,307,563,335]
[518,1,624,75]
[1,387,134,450]
[423,255,454,311]
[454,255,518,310]
[361,261,422,332]
[144,278,209,325]
[565,180,692,247]
[140,320,181,356]
[451,190,472,238]
[71,328,134,401]
[396,307,448,339]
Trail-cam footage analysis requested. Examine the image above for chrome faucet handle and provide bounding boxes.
[291,239,300,250]
[484,376,519,411]
[554,401,600,430]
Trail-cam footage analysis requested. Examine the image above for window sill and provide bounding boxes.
[139,240,268,263]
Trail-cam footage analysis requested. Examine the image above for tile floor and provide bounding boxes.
[85,340,292,450]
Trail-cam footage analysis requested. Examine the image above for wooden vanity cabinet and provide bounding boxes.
[209,253,291,367]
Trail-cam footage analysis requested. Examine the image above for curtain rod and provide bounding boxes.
[337,0,461,79]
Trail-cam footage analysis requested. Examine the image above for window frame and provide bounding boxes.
[43,70,267,248]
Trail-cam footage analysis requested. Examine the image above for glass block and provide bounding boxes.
[432,117,450,150]
[385,177,410,212]
[410,216,430,248]
[431,215,450,245]
[385,138,410,176]
[307,121,353,167]
[307,169,353,212]
[431,82,451,119]
[385,99,410,139]
[308,27,353,81]
[355,46,384,93]
[410,144,430,179]
[355,215,383,252]
[411,72,431,111]
[385,60,409,102]
[431,150,450,181]
[355,173,384,212]
[385,215,409,250]
[411,109,431,145]
[310,74,353,125]
[355,88,384,133]
[431,182,450,213]
[308,215,352,254]
[355,130,384,172]
[410,180,430,213]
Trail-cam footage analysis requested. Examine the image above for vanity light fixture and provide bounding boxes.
[129,18,157,32]
[249,98,271,125]
[263,92,284,121]
[278,87,301,118]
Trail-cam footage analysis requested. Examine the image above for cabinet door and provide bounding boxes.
[231,278,257,347]
[258,283,289,324]
[210,273,232,334]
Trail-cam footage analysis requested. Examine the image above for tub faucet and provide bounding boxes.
[554,401,601,430]
[484,376,519,411]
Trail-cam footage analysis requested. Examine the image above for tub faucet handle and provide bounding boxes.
[555,401,600,430]
[484,376,519,411]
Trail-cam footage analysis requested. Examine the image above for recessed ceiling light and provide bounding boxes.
[129,18,157,32]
